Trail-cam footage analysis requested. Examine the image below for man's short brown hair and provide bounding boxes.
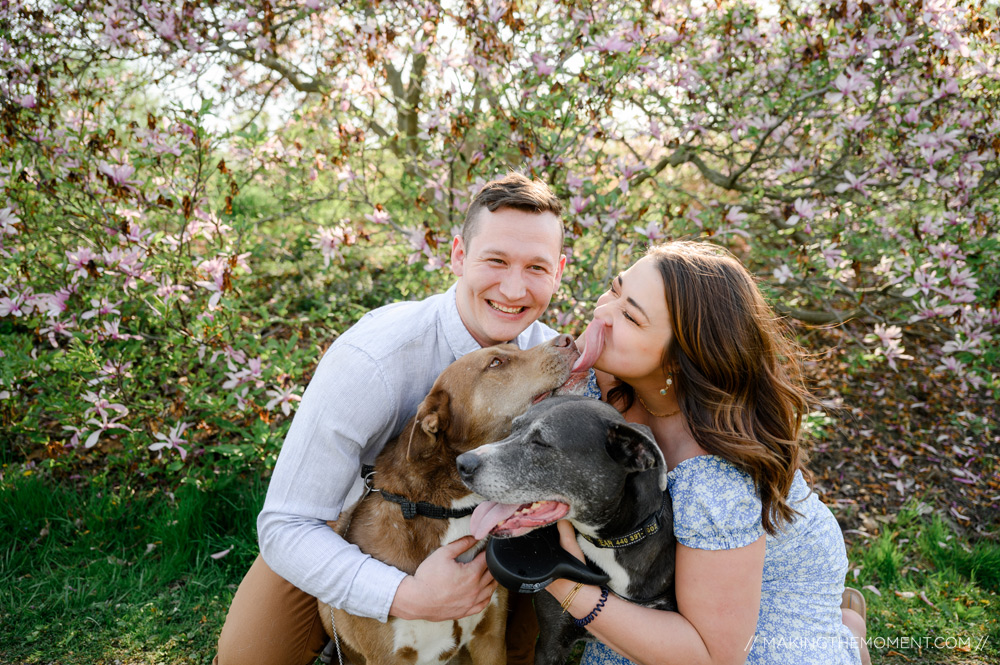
[462,172,564,246]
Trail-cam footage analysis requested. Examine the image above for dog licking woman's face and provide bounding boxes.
[451,206,565,348]
[583,255,674,384]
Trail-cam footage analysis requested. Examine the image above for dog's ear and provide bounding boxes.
[407,388,452,461]
[605,422,668,491]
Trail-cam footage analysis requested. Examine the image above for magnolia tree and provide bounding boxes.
[1,0,997,477]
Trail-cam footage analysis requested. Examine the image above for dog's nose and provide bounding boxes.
[551,334,574,348]
[456,452,480,481]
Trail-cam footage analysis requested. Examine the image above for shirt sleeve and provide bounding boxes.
[257,342,408,621]
[668,456,765,551]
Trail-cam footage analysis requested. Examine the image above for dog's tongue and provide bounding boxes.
[470,501,521,540]
[571,320,605,373]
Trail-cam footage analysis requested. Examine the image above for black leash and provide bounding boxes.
[360,464,476,520]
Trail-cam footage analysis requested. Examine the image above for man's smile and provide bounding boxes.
[488,300,526,315]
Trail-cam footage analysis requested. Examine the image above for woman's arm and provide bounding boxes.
[549,522,765,665]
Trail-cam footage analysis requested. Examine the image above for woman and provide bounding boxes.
[554,241,869,665]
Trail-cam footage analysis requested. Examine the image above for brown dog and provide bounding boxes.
[318,334,583,665]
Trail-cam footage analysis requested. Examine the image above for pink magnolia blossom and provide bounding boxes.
[0,207,19,235]
[725,206,748,225]
[947,265,977,290]
[152,11,178,40]
[81,412,132,449]
[634,221,665,242]
[531,52,554,76]
[902,264,943,297]
[820,243,844,270]
[865,323,913,371]
[265,386,302,416]
[223,18,248,35]
[312,224,351,267]
[222,357,265,390]
[40,317,77,347]
[195,273,225,310]
[89,360,133,385]
[97,161,141,188]
[570,196,591,215]
[565,173,585,191]
[943,328,991,356]
[149,421,191,460]
[787,198,818,226]
[365,208,391,225]
[66,246,101,280]
[82,390,129,420]
[834,170,871,197]
[0,288,33,318]
[773,264,794,284]
[917,215,945,237]
[825,67,873,105]
[591,33,633,53]
[81,297,123,321]
[926,242,964,265]
[908,297,958,323]
[97,319,141,341]
[33,288,73,317]
[934,356,965,374]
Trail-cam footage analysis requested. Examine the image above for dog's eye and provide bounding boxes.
[487,357,504,369]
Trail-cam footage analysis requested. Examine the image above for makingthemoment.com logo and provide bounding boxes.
[746,633,990,654]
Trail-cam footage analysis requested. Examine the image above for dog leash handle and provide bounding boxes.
[486,525,610,593]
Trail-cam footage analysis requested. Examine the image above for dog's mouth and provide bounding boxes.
[531,389,556,404]
[532,368,591,405]
[470,500,570,540]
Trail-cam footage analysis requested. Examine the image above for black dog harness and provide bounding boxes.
[360,464,476,520]
[579,493,669,549]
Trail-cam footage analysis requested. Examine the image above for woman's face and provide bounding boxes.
[591,255,674,384]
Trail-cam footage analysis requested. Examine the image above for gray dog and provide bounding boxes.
[458,395,677,665]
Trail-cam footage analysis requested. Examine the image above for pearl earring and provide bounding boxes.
[659,371,673,396]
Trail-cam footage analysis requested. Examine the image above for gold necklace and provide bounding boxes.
[636,394,680,418]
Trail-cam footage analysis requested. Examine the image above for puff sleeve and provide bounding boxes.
[667,456,765,550]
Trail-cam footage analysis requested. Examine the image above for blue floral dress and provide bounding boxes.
[580,455,861,665]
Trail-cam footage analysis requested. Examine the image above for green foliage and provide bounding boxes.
[845,504,999,662]
[2,0,997,485]
[0,471,265,664]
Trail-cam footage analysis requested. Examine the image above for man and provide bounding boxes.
[215,173,566,665]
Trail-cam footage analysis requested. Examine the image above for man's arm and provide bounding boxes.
[257,343,406,619]
[257,342,495,622]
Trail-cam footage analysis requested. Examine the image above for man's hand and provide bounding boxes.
[389,536,498,621]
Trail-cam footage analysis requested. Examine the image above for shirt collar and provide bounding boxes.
[442,283,482,359]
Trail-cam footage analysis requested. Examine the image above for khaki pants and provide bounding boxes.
[214,555,538,665]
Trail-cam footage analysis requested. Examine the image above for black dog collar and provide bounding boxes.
[360,464,476,521]
[579,494,668,549]
[379,490,477,520]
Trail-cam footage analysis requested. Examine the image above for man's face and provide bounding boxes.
[451,206,565,347]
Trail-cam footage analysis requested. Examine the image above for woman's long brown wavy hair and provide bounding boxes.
[607,241,813,535]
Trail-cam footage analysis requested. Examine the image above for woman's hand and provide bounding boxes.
[557,519,585,562]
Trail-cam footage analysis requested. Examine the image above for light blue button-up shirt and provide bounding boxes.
[257,284,557,620]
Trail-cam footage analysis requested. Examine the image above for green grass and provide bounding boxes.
[843,504,999,663]
[3,474,998,665]
[0,471,266,664]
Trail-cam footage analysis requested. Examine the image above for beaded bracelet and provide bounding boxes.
[574,585,609,628]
